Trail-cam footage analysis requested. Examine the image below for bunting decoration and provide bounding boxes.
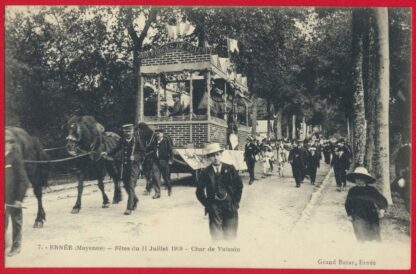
[166,21,195,40]
[227,38,239,53]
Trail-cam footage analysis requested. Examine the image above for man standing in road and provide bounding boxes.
[104,124,143,215]
[196,143,243,241]
[244,136,260,184]
[288,140,306,188]
[5,130,30,256]
[331,145,350,192]
[148,128,174,198]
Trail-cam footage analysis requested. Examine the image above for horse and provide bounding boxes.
[64,115,122,214]
[5,127,49,228]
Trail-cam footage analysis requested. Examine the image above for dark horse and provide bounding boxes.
[5,127,49,228]
[65,116,122,213]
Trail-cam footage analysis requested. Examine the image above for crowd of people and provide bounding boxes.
[4,126,410,256]
[243,135,354,189]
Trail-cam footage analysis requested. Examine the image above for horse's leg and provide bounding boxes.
[112,178,122,204]
[71,172,84,214]
[33,184,46,228]
[107,164,122,204]
[97,176,110,208]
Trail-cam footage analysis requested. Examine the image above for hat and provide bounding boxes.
[346,167,376,184]
[155,128,165,133]
[122,124,134,130]
[309,146,317,151]
[203,143,224,156]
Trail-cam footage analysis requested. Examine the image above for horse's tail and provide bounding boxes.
[33,138,49,188]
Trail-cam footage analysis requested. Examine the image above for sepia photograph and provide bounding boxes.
[3,4,412,270]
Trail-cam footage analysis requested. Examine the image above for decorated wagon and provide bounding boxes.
[137,41,252,174]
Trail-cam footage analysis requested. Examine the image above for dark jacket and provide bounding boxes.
[5,148,29,204]
[307,151,320,170]
[345,185,388,222]
[196,163,243,212]
[331,152,350,172]
[108,136,145,179]
[149,136,174,162]
[244,142,260,162]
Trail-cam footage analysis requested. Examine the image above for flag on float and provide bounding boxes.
[179,21,195,36]
[227,38,239,53]
[166,24,178,39]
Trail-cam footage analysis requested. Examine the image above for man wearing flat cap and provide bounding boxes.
[345,167,388,242]
[104,124,144,215]
[148,128,174,198]
[196,143,243,240]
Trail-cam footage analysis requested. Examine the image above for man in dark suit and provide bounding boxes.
[244,136,260,184]
[148,128,174,198]
[104,124,144,215]
[5,130,30,256]
[323,141,333,164]
[331,145,351,192]
[196,143,243,241]
[306,146,320,185]
[288,140,306,188]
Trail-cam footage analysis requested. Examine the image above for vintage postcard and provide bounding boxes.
[3,4,413,271]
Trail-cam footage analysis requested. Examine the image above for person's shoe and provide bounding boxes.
[337,187,341,192]
[7,247,21,257]
[152,194,161,199]
[248,180,253,185]
[167,188,172,197]
[124,209,132,215]
[143,190,150,196]
[296,184,301,188]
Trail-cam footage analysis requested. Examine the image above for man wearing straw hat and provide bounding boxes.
[345,167,388,242]
[5,129,29,256]
[196,143,243,240]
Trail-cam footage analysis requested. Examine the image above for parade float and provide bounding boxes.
[137,41,252,173]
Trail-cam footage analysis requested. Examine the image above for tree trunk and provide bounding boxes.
[251,95,258,136]
[286,123,290,139]
[266,100,271,139]
[301,116,306,140]
[373,8,392,204]
[364,13,377,175]
[276,108,282,139]
[292,115,296,140]
[351,9,367,168]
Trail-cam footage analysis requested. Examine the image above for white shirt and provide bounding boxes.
[213,164,222,175]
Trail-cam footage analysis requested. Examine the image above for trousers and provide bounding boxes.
[246,160,255,180]
[208,202,238,241]
[5,207,23,249]
[122,161,140,210]
[334,169,347,187]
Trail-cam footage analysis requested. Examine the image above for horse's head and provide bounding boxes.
[135,122,155,146]
[65,116,103,156]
